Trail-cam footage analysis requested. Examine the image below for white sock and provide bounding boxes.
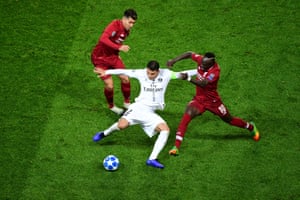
[104,122,120,136]
[149,130,169,160]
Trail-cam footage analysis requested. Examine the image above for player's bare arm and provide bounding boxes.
[166,51,194,67]
[94,68,106,77]
[189,77,208,87]
[179,73,188,80]
[119,45,130,52]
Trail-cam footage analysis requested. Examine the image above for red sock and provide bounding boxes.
[230,117,253,131]
[104,88,114,108]
[175,113,192,148]
[121,81,131,103]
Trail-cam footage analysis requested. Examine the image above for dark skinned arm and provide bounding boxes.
[166,51,194,68]
[189,77,208,87]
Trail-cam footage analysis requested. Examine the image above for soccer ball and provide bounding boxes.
[103,155,119,171]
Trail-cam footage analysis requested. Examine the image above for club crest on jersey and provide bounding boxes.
[111,31,116,37]
[208,73,215,81]
[158,78,163,82]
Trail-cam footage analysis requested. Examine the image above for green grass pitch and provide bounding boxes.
[0,1,299,200]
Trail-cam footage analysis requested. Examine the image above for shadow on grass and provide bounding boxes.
[192,132,250,141]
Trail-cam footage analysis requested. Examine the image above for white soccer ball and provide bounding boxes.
[103,155,119,171]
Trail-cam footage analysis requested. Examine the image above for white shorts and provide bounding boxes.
[121,102,166,138]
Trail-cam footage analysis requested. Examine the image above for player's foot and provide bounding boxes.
[169,146,179,156]
[110,106,124,115]
[123,102,131,109]
[93,131,105,142]
[250,122,260,141]
[146,159,164,169]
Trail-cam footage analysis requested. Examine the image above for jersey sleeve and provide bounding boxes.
[100,21,121,50]
[207,67,220,83]
[105,69,140,78]
[191,53,203,64]
[170,69,197,79]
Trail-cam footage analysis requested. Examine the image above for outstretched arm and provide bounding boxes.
[171,69,209,87]
[189,77,209,87]
[94,68,136,78]
[166,51,194,68]
[171,69,197,80]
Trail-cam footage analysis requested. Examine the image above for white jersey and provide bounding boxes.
[105,68,197,137]
[106,68,197,110]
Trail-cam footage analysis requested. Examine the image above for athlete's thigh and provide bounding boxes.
[121,103,146,125]
[207,101,229,117]
[94,65,112,81]
[114,57,126,69]
[141,112,166,138]
[188,99,206,114]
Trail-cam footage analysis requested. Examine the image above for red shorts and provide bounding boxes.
[188,97,229,117]
[91,55,125,80]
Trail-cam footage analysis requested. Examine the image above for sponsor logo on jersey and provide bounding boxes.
[143,87,163,92]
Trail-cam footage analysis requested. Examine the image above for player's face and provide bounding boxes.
[122,17,136,31]
[146,69,159,80]
[201,57,214,70]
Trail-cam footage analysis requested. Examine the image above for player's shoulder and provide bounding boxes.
[192,52,202,57]
[213,63,221,71]
[159,68,172,75]
[192,53,203,61]
[209,64,221,77]
[107,19,121,28]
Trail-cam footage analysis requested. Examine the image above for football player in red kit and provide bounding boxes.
[91,9,137,115]
[167,51,260,156]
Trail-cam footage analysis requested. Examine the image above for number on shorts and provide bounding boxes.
[218,104,227,115]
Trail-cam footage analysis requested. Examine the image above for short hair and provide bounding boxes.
[204,52,215,63]
[204,52,215,59]
[147,60,160,71]
[124,9,138,20]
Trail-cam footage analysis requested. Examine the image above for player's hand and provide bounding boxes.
[94,68,105,77]
[179,72,188,80]
[166,59,175,68]
[119,45,130,52]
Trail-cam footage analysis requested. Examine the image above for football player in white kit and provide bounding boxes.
[92,60,196,169]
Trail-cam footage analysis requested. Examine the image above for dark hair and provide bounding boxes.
[204,52,215,59]
[147,60,160,71]
[204,52,215,63]
[124,9,137,20]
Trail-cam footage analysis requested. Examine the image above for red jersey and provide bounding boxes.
[191,53,221,103]
[92,20,129,58]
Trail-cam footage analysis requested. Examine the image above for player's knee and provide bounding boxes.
[104,78,114,90]
[119,75,130,83]
[221,115,232,124]
[105,85,114,91]
[117,118,129,129]
[157,123,170,133]
[186,106,199,117]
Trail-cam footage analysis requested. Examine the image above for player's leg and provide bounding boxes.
[92,55,124,114]
[93,117,130,142]
[93,64,124,114]
[169,100,203,156]
[135,110,168,169]
[214,103,260,141]
[93,104,138,142]
[119,74,131,109]
[102,76,124,115]
[115,58,131,109]
[146,123,170,169]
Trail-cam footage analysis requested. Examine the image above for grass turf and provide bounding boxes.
[0,0,299,199]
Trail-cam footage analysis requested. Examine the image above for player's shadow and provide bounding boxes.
[193,133,250,141]
[93,140,117,146]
